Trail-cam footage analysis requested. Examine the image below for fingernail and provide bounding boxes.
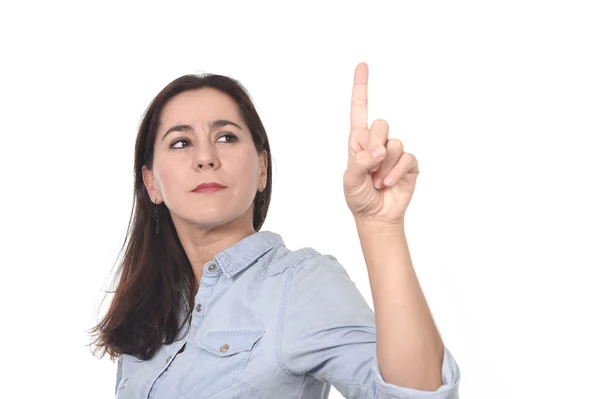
[384,176,393,186]
[374,179,383,189]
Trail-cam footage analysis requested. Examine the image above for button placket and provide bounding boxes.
[191,263,218,327]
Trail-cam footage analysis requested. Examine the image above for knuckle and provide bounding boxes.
[387,139,404,152]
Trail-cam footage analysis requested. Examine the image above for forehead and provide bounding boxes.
[160,88,243,128]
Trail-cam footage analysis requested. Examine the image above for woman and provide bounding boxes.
[89,63,461,398]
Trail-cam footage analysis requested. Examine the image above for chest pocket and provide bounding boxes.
[178,329,265,399]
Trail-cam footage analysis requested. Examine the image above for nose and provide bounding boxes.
[198,160,215,169]
[193,142,220,170]
[197,159,218,170]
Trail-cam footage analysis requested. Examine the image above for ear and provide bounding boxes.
[142,165,163,204]
[258,150,268,189]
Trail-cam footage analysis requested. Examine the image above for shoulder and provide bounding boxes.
[278,246,375,333]
[260,244,346,280]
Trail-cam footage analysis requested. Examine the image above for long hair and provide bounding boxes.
[87,73,273,361]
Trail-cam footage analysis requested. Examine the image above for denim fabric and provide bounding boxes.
[115,230,460,398]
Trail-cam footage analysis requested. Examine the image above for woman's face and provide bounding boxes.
[142,87,267,232]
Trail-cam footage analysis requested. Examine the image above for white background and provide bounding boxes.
[1,1,598,398]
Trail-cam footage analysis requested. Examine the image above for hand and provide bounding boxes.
[343,63,419,224]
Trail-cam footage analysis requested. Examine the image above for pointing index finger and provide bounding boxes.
[350,62,369,132]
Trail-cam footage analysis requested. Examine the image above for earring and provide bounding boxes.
[152,198,160,235]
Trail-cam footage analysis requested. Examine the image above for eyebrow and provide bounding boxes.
[161,119,243,141]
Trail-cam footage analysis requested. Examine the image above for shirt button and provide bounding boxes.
[166,355,172,364]
[195,304,202,312]
[208,264,217,272]
[220,344,229,353]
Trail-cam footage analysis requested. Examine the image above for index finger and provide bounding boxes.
[350,62,369,132]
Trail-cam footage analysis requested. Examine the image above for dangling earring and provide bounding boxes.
[152,198,160,235]
[255,181,265,209]
[259,180,266,195]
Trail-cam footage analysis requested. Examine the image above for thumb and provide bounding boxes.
[345,145,386,187]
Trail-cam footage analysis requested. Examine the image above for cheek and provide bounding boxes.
[154,163,184,193]
[233,157,260,184]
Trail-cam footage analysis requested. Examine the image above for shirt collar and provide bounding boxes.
[173,230,285,331]
[213,230,285,278]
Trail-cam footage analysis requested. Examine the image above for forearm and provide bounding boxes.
[356,220,444,391]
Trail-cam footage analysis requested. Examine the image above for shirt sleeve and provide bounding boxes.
[279,253,461,399]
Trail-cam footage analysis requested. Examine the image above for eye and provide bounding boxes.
[217,133,239,143]
[170,138,191,149]
[169,133,238,149]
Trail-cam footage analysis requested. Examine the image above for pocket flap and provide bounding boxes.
[196,329,265,357]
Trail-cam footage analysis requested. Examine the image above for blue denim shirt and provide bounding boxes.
[115,230,460,398]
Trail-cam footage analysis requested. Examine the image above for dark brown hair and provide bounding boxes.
[87,73,273,361]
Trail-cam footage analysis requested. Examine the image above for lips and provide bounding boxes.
[192,182,227,192]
